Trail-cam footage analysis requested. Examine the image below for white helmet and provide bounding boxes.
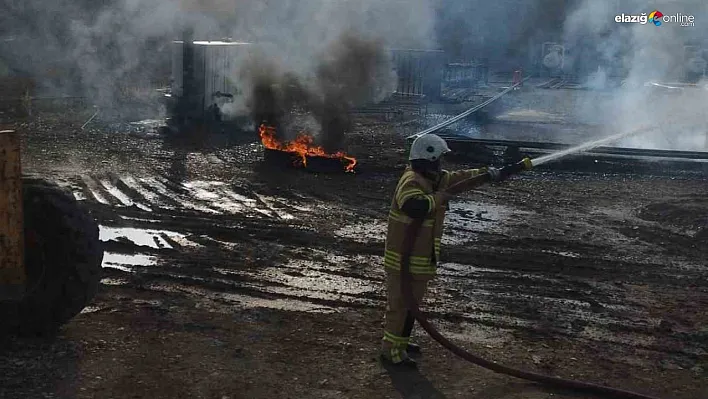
[409,134,451,161]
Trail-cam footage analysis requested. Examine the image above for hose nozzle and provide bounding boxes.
[520,157,533,170]
[500,157,533,178]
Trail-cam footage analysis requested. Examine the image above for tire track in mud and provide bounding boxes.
[55,172,708,371]
[79,175,112,205]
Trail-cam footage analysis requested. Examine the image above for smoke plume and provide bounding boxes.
[434,0,567,68]
[0,0,438,142]
[0,0,435,101]
[5,0,704,151]
[561,0,708,150]
[247,33,395,151]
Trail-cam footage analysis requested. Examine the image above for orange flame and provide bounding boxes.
[259,124,357,173]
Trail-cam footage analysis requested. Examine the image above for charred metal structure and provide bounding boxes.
[443,61,489,89]
[163,31,251,133]
[391,49,445,100]
[391,49,490,101]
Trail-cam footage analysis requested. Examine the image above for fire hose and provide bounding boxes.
[398,160,663,399]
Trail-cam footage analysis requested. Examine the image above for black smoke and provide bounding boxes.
[248,33,394,152]
[434,0,569,68]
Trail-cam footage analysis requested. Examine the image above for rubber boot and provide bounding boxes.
[407,343,421,354]
[380,346,417,369]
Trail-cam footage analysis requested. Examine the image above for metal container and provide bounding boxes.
[171,40,253,113]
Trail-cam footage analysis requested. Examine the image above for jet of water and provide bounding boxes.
[531,125,654,166]
[442,124,661,195]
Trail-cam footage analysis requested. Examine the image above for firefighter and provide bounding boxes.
[380,133,531,367]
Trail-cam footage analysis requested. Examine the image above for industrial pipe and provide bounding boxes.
[406,76,531,142]
[398,164,663,399]
[0,130,25,301]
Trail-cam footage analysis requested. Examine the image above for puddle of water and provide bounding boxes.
[443,201,523,244]
[429,307,537,330]
[183,181,223,201]
[580,326,658,347]
[334,221,386,242]
[281,250,384,277]
[169,235,204,249]
[221,293,337,313]
[113,217,204,247]
[671,261,708,272]
[142,177,217,214]
[81,176,111,205]
[440,262,508,275]
[133,299,162,306]
[183,181,253,214]
[324,254,352,264]
[223,190,257,205]
[193,235,240,249]
[121,175,174,209]
[100,179,153,211]
[440,322,514,346]
[289,204,313,212]
[151,283,337,313]
[261,263,377,296]
[100,180,134,206]
[118,177,303,218]
[135,203,152,212]
[542,250,581,258]
[118,216,160,223]
[100,277,129,286]
[446,201,508,230]
[99,226,189,249]
[102,252,157,271]
[89,188,110,204]
[73,191,87,201]
[253,193,294,220]
[334,203,521,245]
[130,119,163,127]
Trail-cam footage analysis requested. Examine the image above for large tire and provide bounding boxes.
[0,178,103,335]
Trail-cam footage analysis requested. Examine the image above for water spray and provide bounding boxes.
[440,125,655,194]
[531,125,654,167]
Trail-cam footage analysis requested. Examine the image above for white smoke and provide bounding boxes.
[562,0,708,150]
[0,0,438,116]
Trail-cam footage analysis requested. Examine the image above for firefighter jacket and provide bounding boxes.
[384,166,486,277]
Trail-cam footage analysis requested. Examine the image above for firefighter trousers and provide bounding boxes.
[381,271,430,361]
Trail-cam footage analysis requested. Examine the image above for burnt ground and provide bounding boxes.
[1,108,707,399]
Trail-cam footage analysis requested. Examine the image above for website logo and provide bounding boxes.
[649,10,663,26]
[615,10,695,27]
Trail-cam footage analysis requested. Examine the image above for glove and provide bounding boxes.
[500,157,533,178]
[487,167,501,182]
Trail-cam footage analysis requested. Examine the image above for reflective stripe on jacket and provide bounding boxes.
[384,166,485,276]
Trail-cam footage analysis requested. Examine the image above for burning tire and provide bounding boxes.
[259,125,358,173]
[0,179,103,335]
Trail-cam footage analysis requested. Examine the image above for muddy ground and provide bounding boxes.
[1,99,708,399]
